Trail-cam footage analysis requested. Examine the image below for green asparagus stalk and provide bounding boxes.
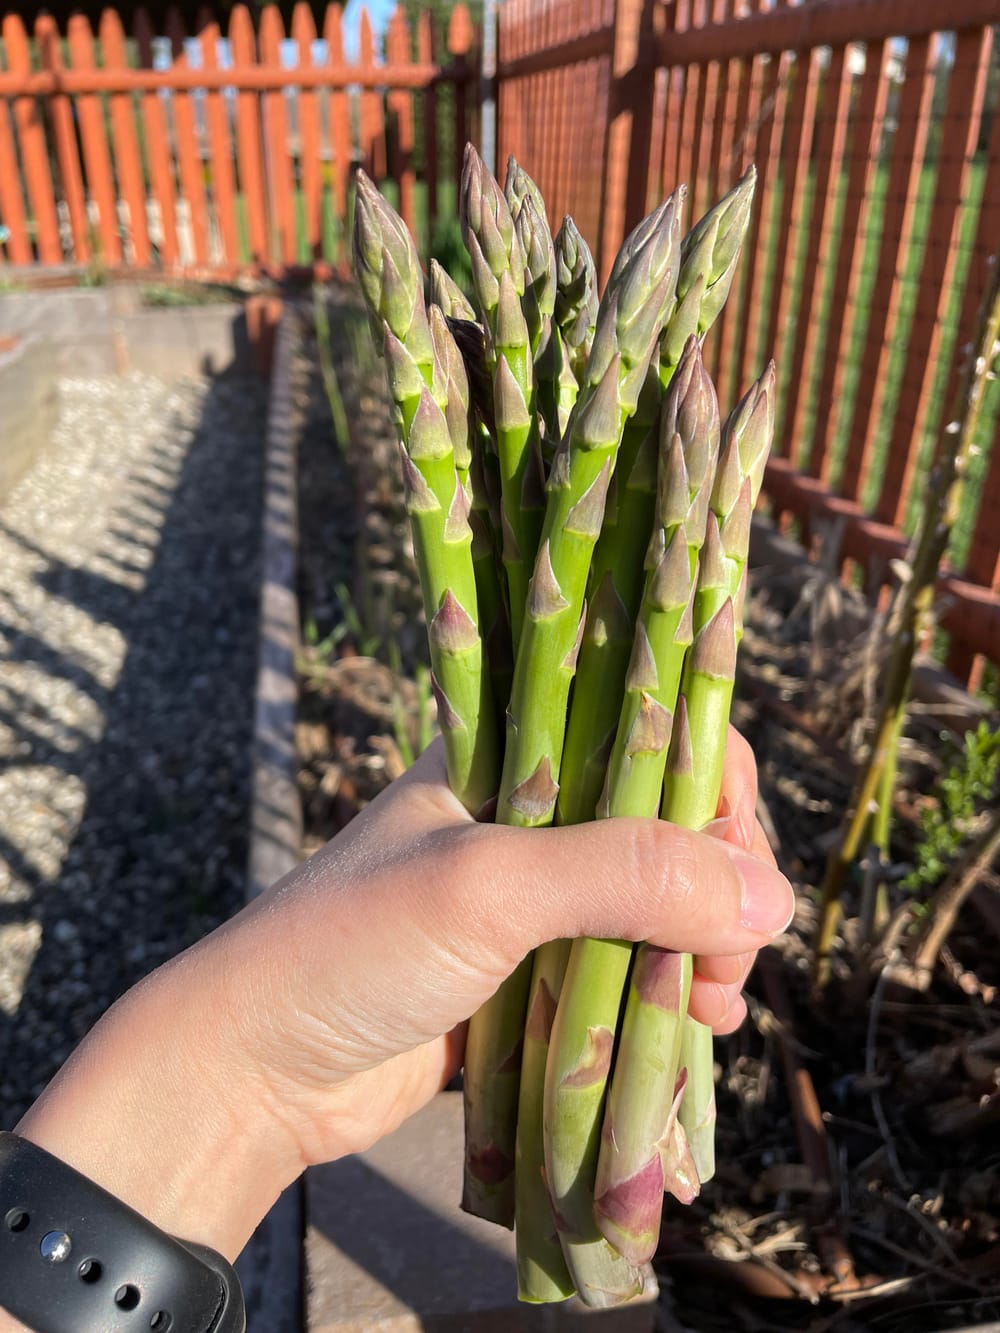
[353,172,499,816]
[462,193,684,1234]
[545,341,719,1292]
[556,176,755,831]
[461,145,545,652]
[591,363,775,1264]
[553,215,599,381]
[428,256,478,322]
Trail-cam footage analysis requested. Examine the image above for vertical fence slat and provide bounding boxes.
[874,26,994,528]
[134,9,179,268]
[449,6,474,194]
[705,0,744,384]
[675,1,701,199]
[387,9,417,242]
[4,14,62,265]
[764,45,821,455]
[36,14,90,264]
[359,9,386,182]
[292,3,323,262]
[166,8,210,266]
[323,5,351,262]
[659,0,688,197]
[419,11,438,244]
[198,8,241,267]
[100,10,151,267]
[838,35,938,506]
[688,0,718,223]
[713,0,768,409]
[0,97,30,264]
[736,45,791,385]
[810,39,892,484]
[68,13,122,265]
[259,6,297,266]
[229,5,268,266]
[782,43,852,467]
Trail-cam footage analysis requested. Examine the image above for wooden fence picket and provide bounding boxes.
[35,14,90,264]
[809,39,893,486]
[323,4,352,260]
[100,9,151,267]
[4,15,61,264]
[67,13,122,265]
[874,26,994,528]
[228,5,268,267]
[419,11,438,242]
[359,9,387,183]
[387,9,416,240]
[0,96,29,264]
[198,8,241,267]
[292,4,324,263]
[839,36,939,505]
[166,8,210,266]
[134,7,180,267]
[260,6,298,265]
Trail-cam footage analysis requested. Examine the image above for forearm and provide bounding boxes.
[4,931,301,1328]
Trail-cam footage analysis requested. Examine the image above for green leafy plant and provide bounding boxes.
[904,720,1000,894]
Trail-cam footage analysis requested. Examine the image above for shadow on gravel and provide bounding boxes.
[0,364,267,1123]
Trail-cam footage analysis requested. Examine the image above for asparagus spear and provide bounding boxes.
[461,145,544,652]
[553,215,599,381]
[353,172,499,816]
[544,341,719,1295]
[592,364,775,1264]
[462,193,684,1233]
[428,256,478,322]
[557,174,755,831]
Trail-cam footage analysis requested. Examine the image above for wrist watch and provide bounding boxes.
[0,1132,245,1332]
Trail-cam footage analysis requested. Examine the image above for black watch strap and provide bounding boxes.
[0,1132,245,1332]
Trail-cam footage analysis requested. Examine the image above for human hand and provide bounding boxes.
[14,728,791,1264]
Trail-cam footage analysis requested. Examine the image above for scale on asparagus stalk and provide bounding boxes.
[353,146,774,1309]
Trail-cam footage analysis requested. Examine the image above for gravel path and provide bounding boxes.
[0,371,265,1123]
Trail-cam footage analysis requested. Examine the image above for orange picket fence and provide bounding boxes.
[0,4,476,273]
[497,0,1000,686]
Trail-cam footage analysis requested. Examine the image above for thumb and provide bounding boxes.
[431,813,795,975]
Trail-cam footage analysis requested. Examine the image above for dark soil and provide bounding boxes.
[291,290,1000,1332]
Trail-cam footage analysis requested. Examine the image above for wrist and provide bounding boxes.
[13,933,302,1263]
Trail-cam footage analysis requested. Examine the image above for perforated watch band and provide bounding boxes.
[0,1132,245,1333]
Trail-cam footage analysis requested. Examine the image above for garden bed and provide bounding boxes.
[293,287,1000,1333]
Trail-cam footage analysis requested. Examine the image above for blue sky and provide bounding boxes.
[342,0,397,58]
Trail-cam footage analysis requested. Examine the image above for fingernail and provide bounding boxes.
[733,851,794,936]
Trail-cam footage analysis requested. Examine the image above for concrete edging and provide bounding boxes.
[236,301,304,1331]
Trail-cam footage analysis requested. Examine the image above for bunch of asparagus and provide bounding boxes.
[353,145,774,1308]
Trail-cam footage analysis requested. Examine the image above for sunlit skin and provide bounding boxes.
[3,728,791,1332]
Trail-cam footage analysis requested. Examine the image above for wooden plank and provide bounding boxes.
[495,23,614,79]
[782,43,852,468]
[100,9,151,266]
[762,457,1000,664]
[948,105,1000,594]
[166,7,209,266]
[449,6,474,195]
[35,14,90,263]
[0,64,442,97]
[712,0,768,408]
[4,14,61,265]
[735,46,790,385]
[323,4,351,262]
[0,95,30,264]
[704,0,744,384]
[359,9,386,182]
[229,5,269,266]
[259,5,297,265]
[653,0,1000,64]
[598,0,654,283]
[658,0,688,197]
[689,0,722,224]
[134,8,179,267]
[674,0,701,204]
[762,45,821,455]
[838,35,938,503]
[292,3,323,261]
[386,9,416,241]
[420,10,438,242]
[874,28,993,527]
[198,7,241,266]
[68,13,122,265]
[810,39,893,483]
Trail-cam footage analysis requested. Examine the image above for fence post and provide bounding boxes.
[599,0,657,285]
